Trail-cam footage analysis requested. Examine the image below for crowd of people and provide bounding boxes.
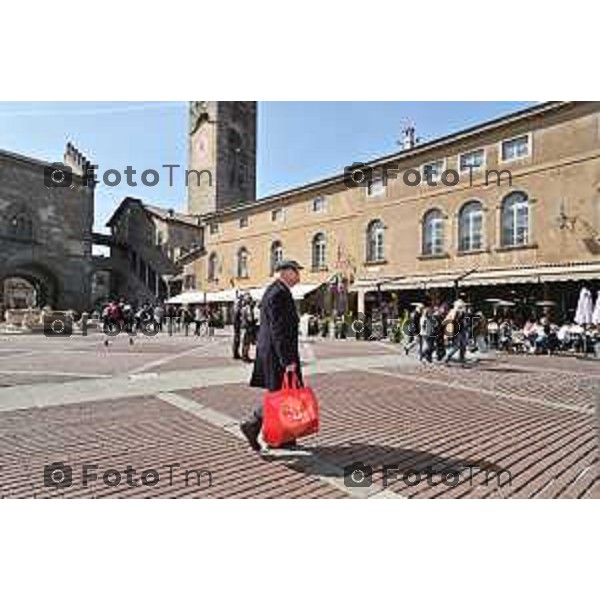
[94,295,262,357]
[231,293,260,362]
[94,298,218,342]
[402,299,486,365]
[492,317,600,355]
[402,300,600,364]
[92,292,600,363]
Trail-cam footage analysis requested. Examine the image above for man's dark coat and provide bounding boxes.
[250,279,302,391]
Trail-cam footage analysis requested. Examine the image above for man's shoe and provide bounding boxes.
[278,440,298,450]
[239,421,262,452]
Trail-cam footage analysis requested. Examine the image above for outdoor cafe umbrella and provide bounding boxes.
[535,300,556,318]
[575,286,594,354]
[484,298,504,317]
[575,286,593,325]
[592,291,600,325]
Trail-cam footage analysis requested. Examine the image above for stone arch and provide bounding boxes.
[0,262,60,311]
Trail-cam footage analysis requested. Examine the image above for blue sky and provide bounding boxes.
[0,101,535,232]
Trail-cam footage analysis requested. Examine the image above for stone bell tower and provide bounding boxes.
[187,101,257,216]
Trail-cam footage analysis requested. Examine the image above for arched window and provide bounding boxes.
[458,200,483,252]
[312,233,327,270]
[236,247,249,278]
[366,219,385,262]
[501,191,529,247]
[208,252,218,282]
[9,211,34,240]
[270,241,284,275]
[422,209,445,255]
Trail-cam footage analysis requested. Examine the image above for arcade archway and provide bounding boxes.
[0,264,59,316]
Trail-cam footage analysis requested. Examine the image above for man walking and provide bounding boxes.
[232,294,243,359]
[404,303,423,357]
[444,299,469,365]
[240,260,304,451]
[240,294,257,363]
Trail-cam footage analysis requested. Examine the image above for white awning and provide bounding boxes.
[352,262,600,293]
[167,283,324,304]
[165,291,206,304]
[206,289,238,303]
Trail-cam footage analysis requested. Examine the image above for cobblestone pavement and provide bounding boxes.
[0,332,597,498]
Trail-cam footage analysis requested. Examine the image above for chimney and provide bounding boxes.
[401,125,416,150]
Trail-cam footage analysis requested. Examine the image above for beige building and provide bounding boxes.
[186,101,600,321]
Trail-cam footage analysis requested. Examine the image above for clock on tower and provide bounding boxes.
[186,101,256,216]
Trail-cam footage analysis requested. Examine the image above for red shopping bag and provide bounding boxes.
[262,372,319,448]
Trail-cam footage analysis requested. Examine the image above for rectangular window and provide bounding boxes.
[239,216,248,228]
[422,159,445,183]
[367,178,385,197]
[184,275,195,290]
[271,208,284,222]
[501,135,530,161]
[459,149,485,172]
[312,196,326,212]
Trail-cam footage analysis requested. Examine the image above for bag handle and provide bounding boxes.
[281,370,301,390]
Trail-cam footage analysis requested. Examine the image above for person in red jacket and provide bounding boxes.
[240,260,303,451]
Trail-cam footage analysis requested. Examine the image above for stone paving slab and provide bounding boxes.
[0,373,92,387]
[0,396,346,499]
[374,361,599,412]
[495,353,600,375]
[151,355,235,373]
[0,333,597,499]
[307,340,400,359]
[179,370,598,499]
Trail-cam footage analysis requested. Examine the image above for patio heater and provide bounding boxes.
[454,267,478,302]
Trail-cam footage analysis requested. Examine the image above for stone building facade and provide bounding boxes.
[106,197,203,303]
[188,101,600,320]
[0,144,95,312]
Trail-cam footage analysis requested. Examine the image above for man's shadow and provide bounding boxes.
[261,441,505,483]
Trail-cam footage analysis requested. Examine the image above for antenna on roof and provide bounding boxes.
[397,119,418,150]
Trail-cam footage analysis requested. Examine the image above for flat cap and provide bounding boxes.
[275,259,304,272]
